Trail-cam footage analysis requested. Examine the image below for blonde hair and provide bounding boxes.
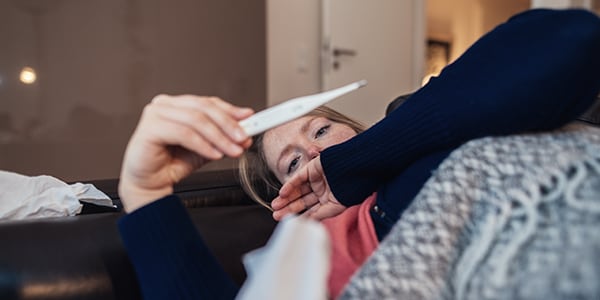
[238,106,366,210]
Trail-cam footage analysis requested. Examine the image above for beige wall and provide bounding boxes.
[0,0,266,181]
[266,0,322,106]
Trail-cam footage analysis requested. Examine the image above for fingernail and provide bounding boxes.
[212,150,224,159]
[271,201,280,210]
[234,128,247,142]
[230,144,243,155]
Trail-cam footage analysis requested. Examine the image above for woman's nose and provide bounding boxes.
[307,144,321,159]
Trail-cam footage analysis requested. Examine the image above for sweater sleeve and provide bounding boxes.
[322,9,600,206]
[118,195,239,300]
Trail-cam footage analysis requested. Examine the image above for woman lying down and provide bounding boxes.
[117,8,600,300]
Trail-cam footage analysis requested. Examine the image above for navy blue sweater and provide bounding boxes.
[119,9,600,299]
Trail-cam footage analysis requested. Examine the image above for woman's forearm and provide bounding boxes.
[118,195,239,299]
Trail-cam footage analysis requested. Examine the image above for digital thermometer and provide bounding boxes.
[239,80,367,136]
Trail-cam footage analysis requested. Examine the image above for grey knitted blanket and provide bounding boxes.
[341,123,600,300]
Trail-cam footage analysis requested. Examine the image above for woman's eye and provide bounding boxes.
[315,125,330,138]
[287,157,300,174]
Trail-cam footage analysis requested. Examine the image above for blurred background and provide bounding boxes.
[1,0,598,181]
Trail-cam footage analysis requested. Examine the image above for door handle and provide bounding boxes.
[332,48,357,70]
[333,48,357,57]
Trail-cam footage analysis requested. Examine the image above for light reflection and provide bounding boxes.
[20,67,37,84]
[422,73,437,86]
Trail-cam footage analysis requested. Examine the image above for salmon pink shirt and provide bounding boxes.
[322,194,378,299]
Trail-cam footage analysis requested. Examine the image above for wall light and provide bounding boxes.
[20,67,37,84]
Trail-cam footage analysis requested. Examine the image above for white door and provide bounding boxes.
[321,0,425,126]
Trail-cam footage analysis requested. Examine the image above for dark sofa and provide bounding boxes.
[0,169,277,300]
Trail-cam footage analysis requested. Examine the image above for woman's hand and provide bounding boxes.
[119,94,253,213]
[271,156,346,221]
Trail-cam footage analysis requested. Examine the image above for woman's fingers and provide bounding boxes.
[152,103,242,157]
[277,162,317,199]
[141,110,226,160]
[301,202,346,221]
[272,178,317,220]
[273,192,346,221]
[149,95,253,157]
[205,96,255,120]
[153,95,253,140]
[272,193,319,221]
[178,96,252,142]
[271,157,331,220]
[271,183,313,210]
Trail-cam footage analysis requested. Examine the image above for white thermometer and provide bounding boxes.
[239,80,367,136]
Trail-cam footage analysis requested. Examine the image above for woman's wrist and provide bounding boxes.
[118,179,174,213]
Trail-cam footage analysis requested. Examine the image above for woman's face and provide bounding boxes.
[263,116,357,183]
